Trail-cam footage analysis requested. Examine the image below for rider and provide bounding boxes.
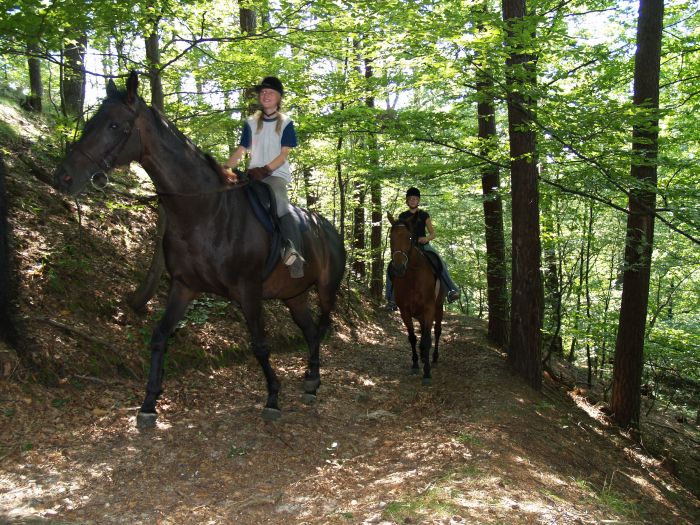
[221,76,305,278]
[385,187,460,309]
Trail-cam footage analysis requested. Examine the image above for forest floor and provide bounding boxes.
[1,94,699,524]
[1,308,700,525]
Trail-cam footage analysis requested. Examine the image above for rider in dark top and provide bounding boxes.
[385,187,460,309]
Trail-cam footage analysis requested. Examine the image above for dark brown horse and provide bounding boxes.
[54,72,346,426]
[388,212,445,384]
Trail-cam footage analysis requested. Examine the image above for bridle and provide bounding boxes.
[390,223,419,275]
[70,104,142,190]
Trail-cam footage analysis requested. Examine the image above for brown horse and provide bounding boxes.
[388,212,445,384]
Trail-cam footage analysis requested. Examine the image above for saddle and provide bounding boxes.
[421,248,443,278]
[244,180,308,280]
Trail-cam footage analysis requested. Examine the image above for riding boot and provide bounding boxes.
[279,213,305,278]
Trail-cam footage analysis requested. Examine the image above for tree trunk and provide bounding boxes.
[370,180,383,298]
[145,22,164,112]
[364,58,383,299]
[502,0,543,389]
[541,189,562,360]
[476,57,509,346]
[352,182,366,280]
[26,42,43,112]
[61,31,87,121]
[240,7,256,33]
[610,0,664,431]
[302,166,318,209]
[336,133,346,239]
[0,156,19,349]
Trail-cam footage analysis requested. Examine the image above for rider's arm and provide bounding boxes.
[420,217,436,244]
[224,145,247,170]
[265,146,292,172]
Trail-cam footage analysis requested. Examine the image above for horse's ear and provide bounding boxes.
[106,78,117,97]
[387,212,396,225]
[126,71,139,104]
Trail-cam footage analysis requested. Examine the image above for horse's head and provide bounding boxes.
[54,71,144,196]
[388,212,415,277]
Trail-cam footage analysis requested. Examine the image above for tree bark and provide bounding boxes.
[502,0,543,389]
[61,31,87,121]
[240,7,256,33]
[26,42,43,112]
[476,56,509,346]
[611,0,664,431]
[0,156,19,349]
[352,182,366,280]
[364,58,383,299]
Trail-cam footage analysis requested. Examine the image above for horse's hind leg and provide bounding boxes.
[433,302,444,365]
[284,293,321,403]
[137,281,198,428]
[419,323,433,385]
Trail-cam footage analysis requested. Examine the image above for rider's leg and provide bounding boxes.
[424,245,460,303]
[384,265,396,310]
[262,176,305,277]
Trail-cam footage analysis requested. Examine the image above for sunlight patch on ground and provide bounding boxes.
[0,469,85,518]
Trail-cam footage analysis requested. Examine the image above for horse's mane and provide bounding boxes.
[103,89,224,182]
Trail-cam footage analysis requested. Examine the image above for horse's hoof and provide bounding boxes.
[304,378,320,393]
[262,407,282,421]
[302,393,317,405]
[411,368,419,375]
[136,411,158,429]
[422,377,432,386]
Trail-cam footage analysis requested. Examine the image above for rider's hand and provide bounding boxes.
[418,236,429,244]
[219,165,238,184]
[248,165,272,181]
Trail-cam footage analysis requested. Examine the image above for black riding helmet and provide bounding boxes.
[255,76,284,97]
[406,187,420,198]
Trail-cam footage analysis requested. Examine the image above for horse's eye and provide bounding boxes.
[109,123,119,130]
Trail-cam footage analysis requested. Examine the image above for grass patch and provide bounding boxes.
[456,432,484,447]
[575,478,641,520]
[383,487,461,523]
[0,119,20,144]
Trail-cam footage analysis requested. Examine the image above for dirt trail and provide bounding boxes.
[1,312,698,525]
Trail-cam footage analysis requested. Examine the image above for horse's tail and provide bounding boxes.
[311,212,346,338]
[0,155,19,348]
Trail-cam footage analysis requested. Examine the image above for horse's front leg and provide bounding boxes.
[284,293,321,404]
[240,284,281,421]
[419,316,434,386]
[137,281,198,428]
[399,309,418,374]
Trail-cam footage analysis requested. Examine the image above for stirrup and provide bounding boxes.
[282,242,304,266]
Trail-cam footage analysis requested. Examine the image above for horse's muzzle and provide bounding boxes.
[391,261,407,277]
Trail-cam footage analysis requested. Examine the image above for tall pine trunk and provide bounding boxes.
[502,0,543,389]
[610,0,664,431]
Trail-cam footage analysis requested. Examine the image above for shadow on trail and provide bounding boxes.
[1,313,697,525]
